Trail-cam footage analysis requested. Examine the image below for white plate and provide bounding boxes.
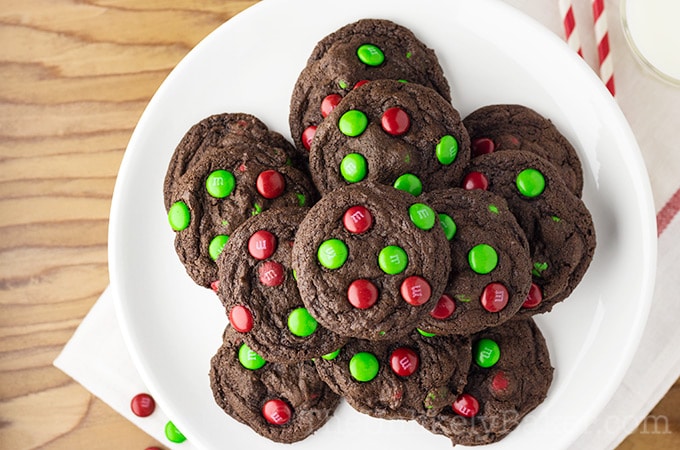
[109,0,657,448]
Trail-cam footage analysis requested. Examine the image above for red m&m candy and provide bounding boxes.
[523,282,543,309]
[353,79,370,89]
[462,171,489,191]
[130,393,155,417]
[471,137,495,157]
[256,169,286,199]
[321,94,343,118]
[491,370,510,392]
[381,107,410,136]
[400,276,432,306]
[343,205,373,234]
[480,282,509,312]
[262,399,292,425]
[248,230,277,260]
[258,260,285,287]
[452,393,479,418]
[229,305,254,333]
[430,294,456,320]
[301,125,317,151]
[389,347,419,377]
[347,278,379,309]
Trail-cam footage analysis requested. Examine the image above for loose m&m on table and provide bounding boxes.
[130,392,155,417]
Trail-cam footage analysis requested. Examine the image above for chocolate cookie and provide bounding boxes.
[416,188,532,335]
[289,18,451,155]
[292,182,451,340]
[216,207,347,362]
[209,326,341,443]
[463,150,596,315]
[464,104,584,197]
[165,142,318,288]
[417,318,553,446]
[164,113,304,190]
[314,330,471,420]
[309,79,470,196]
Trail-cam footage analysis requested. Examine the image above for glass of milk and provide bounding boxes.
[621,0,680,86]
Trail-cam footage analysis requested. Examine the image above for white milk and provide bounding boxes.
[622,0,680,84]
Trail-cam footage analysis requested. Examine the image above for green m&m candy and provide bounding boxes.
[436,135,459,165]
[208,234,229,261]
[205,169,235,198]
[408,203,436,230]
[322,348,341,360]
[340,153,368,183]
[417,328,437,338]
[165,421,186,443]
[349,352,380,382]
[168,201,190,231]
[287,307,318,337]
[439,213,456,240]
[238,343,266,370]
[356,44,385,66]
[338,110,368,137]
[378,245,408,274]
[468,244,498,274]
[516,168,546,198]
[474,338,501,368]
[393,173,423,196]
[317,238,348,269]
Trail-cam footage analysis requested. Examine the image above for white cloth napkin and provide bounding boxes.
[55,1,680,449]
[54,287,197,450]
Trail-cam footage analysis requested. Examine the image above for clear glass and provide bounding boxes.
[621,0,680,86]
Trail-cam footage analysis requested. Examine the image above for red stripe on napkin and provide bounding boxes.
[657,187,680,237]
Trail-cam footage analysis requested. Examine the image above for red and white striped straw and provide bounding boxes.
[591,0,616,96]
[558,0,583,57]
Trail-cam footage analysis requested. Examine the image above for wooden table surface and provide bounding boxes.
[1,1,678,449]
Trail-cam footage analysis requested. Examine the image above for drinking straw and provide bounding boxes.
[558,0,583,57]
[591,0,616,95]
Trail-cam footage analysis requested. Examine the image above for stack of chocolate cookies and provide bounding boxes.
[163,19,596,446]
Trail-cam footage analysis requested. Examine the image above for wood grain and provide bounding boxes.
[0,1,677,449]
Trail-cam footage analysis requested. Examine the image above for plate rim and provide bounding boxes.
[109,0,658,448]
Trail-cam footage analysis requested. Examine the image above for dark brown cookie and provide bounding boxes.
[165,142,318,288]
[464,104,584,197]
[416,188,532,335]
[289,19,451,156]
[314,331,471,420]
[308,80,470,196]
[292,182,451,341]
[216,207,347,362]
[164,113,303,193]
[463,150,596,316]
[416,318,553,446]
[209,326,341,444]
